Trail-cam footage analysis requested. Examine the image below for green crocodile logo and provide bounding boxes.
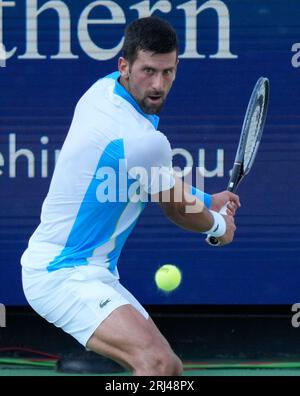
[99,298,111,308]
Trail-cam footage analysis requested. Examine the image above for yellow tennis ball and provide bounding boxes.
[155,265,182,292]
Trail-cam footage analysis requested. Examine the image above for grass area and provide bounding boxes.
[1,362,300,376]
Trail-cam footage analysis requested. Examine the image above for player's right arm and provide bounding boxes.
[153,177,236,246]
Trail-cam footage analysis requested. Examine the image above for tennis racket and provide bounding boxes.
[207,77,270,246]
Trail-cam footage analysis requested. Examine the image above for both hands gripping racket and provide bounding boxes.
[207,77,270,246]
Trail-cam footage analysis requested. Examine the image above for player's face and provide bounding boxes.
[119,50,178,115]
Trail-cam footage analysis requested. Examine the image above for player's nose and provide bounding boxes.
[151,73,164,92]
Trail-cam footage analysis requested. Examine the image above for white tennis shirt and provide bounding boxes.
[21,72,176,275]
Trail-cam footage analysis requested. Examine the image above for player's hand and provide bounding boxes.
[216,214,236,246]
[211,191,241,216]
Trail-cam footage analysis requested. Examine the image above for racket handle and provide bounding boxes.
[206,203,228,246]
[218,204,228,215]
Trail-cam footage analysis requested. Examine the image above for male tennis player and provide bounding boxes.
[21,17,240,376]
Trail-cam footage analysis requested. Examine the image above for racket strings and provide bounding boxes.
[243,85,267,171]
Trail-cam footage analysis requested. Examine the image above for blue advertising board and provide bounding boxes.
[1,0,300,305]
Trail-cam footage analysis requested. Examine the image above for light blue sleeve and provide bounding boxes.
[125,132,175,195]
[190,186,212,208]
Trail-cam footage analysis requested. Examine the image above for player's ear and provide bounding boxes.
[118,57,130,79]
[173,58,179,80]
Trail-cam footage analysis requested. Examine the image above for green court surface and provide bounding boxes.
[1,360,300,376]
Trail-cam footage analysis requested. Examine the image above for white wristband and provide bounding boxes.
[205,210,227,237]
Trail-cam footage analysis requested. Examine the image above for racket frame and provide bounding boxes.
[206,77,270,246]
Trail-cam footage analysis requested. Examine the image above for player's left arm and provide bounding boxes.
[124,130,240,225]
[154,176,237,246]
[210,191,241,216]
[159,178,240,221]
[185,184,241,216]
[191,186,241,216]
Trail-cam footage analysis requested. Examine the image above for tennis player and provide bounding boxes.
[21,17,240,376]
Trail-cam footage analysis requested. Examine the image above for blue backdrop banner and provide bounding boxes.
[1,0,300,304]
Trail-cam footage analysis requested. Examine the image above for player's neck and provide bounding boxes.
[118,76,129,93]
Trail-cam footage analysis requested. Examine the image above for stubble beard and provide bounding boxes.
[139,97,165,115]
[126,77,166,115]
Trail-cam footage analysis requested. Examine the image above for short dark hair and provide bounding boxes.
[122,16,179,64]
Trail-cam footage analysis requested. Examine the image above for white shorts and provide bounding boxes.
[22,265,149,347]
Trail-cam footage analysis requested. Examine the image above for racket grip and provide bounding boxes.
[206,203,228,246]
